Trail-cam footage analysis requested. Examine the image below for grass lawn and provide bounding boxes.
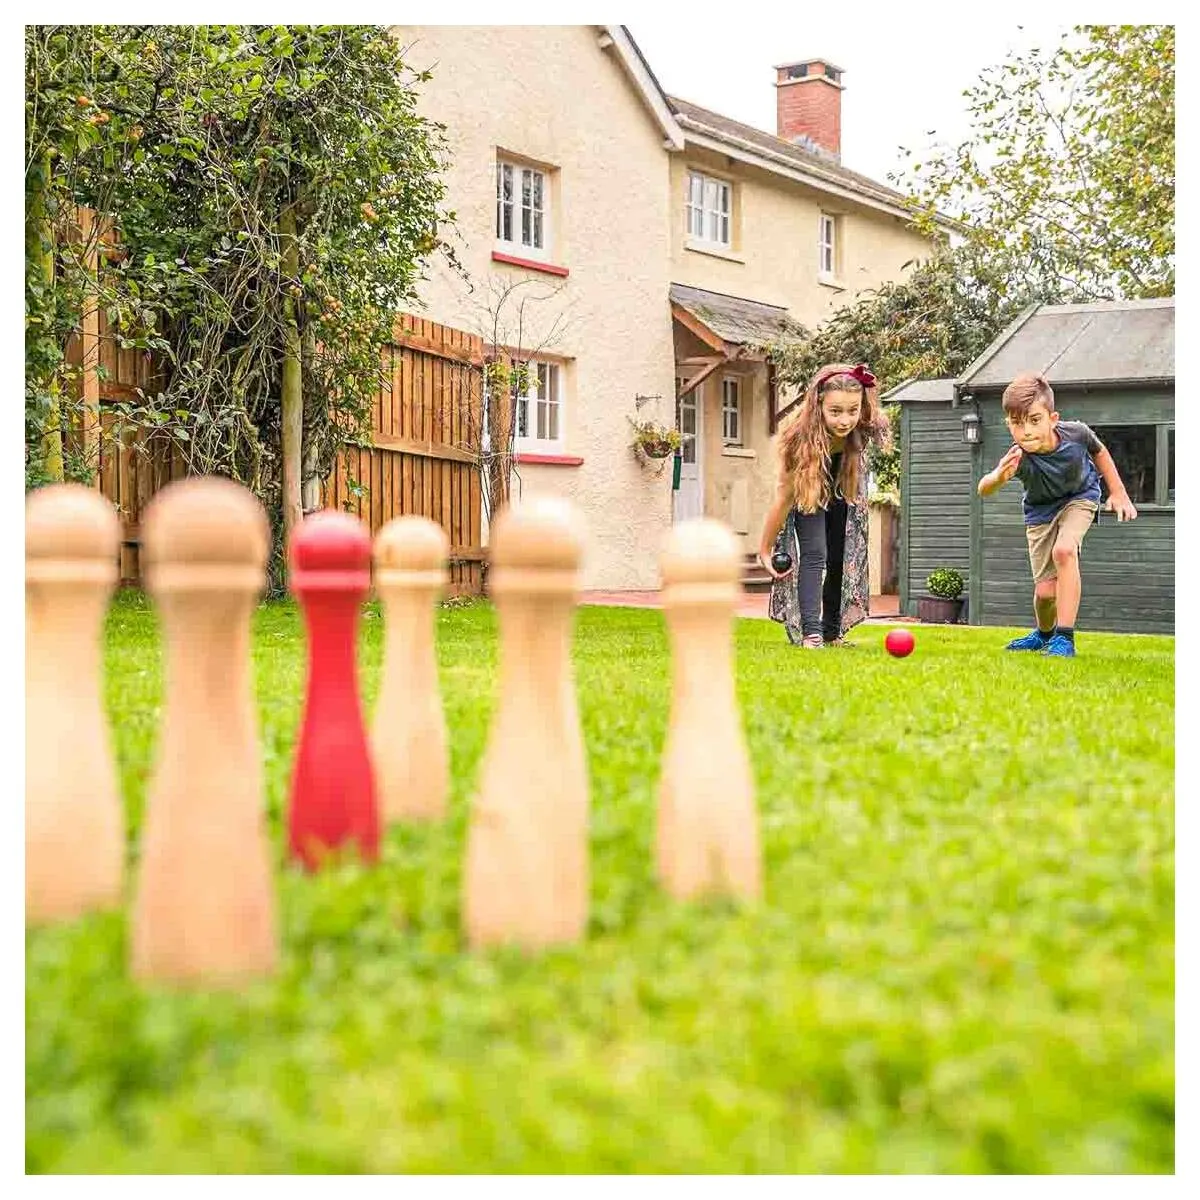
[26,593,1174,1173]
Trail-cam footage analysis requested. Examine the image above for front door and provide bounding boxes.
[673,378,703,522]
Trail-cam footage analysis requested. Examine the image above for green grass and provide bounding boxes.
[26,593,1174,1173]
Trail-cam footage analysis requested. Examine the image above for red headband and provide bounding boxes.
[816,363,877,391]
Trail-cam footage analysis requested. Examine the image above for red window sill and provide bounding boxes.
[492,250,569,277]
[515,453,584,466]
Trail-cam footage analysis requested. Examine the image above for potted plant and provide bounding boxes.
[918,567,966,624]
[628,416,682,461]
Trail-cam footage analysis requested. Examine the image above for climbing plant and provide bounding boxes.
[25,24,457,558]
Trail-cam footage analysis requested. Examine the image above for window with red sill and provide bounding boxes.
[483,359,582,466]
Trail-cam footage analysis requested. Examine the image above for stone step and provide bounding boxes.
[741,553,773,593]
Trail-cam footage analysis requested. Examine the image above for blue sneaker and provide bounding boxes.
[1006,629,1050,651]
[1043,633,1076,657]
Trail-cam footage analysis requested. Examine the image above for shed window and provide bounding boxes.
[1092,423,1174,507]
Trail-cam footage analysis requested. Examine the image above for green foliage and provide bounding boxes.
[26,596,1174,1172]
[628,416,682,458]
[925,568,965,600]
[871,404,902,502]
[25,28,171,485]
[896,25,1174,300]
[25,25,455,516]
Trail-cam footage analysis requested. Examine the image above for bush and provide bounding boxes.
[926,568,965,599]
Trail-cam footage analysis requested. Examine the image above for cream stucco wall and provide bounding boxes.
[671,147,935,556]
[670,147,933,328]
[394,25,677,590]
[694,365,775,557]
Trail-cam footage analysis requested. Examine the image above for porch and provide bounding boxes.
[669,282,806,551]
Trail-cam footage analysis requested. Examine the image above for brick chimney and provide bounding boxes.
[774,59,844,161]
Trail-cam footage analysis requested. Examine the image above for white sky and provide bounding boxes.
[625,20,1076,189]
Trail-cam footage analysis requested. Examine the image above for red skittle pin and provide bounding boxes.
[287,509,379,871]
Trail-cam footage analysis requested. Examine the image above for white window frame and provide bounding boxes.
[514,360,564,453]
[686,170,732,248]
[496,158,549,258]
[819,212,838,279]
[721,377,742,445]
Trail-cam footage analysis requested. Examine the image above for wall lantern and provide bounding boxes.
[960,401,981,445]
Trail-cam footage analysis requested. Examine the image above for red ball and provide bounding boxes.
[885,628,915,658]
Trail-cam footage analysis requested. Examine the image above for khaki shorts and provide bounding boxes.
[1026,499,1100,583]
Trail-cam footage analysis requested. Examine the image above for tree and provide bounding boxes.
[25,26,169,487]
[896,24,1174,300]
[458,275,576,526]
[25,25,456,562]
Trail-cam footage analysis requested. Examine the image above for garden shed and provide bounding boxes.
[891,297,1174,635]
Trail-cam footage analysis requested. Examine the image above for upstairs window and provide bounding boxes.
[686,170,731,247]
[819,212,839,278]
[497,159,548,254]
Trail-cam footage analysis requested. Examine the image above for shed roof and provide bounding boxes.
[958,297,1174,391]
[669,282,807,347]
[883,378,956,404]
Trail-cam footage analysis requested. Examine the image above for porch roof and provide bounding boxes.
[670,282,807,353]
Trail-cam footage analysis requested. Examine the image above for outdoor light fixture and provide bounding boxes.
[961,400,981,445]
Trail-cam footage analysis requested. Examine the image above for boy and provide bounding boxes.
[977,371,1138,657]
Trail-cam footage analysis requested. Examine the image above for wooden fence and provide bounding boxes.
[60,209,485,594]
[323,314,485,597]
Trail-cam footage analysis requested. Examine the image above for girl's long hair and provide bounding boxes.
[777,364,891,513]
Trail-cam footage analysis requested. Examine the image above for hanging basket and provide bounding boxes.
[628,416,681,473]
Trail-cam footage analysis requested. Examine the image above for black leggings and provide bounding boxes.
[796,500,848,640]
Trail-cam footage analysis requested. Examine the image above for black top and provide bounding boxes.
[829,450,845,502]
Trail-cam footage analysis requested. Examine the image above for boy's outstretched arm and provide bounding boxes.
[978,444,1023,497]
[1092,447,1138,521]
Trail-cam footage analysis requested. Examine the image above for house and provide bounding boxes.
[395,24,943,589]
[892,297,1175,634]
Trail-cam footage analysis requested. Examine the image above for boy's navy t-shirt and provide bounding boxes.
[1013,420,1104,526]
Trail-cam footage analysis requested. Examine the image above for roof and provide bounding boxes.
[958,297,1175,391]
[670,282,807,347]
[884,378,957,404]
[599,26,685,150]
[667,95,938,225]
[610,26,951,228]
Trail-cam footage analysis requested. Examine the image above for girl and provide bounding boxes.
[757,362,891,648]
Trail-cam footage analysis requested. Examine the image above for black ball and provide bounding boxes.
[771,550,793,574]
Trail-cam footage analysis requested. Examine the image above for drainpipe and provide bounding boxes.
[767,360,778,436]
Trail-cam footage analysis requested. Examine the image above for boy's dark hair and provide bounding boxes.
[1002,372,1055,418]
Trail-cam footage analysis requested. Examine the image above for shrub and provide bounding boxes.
[926,567,965,599]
